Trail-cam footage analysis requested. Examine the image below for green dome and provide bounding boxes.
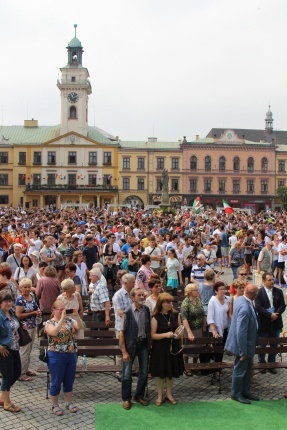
[68,37,82,48]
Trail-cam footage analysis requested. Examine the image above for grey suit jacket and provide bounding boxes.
[225,295,258,358]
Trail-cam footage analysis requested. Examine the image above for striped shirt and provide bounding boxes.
[190,263,207,283]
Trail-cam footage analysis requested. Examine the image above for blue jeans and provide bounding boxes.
[0,348,21,391]
[231,265,238,280]
[258,328,281,363]
[47,351,77,396]
[122,339,148,401]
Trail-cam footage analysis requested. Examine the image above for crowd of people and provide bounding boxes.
[0,204,286,412]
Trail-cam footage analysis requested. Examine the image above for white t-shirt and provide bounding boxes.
[278,242,287,263]
[144,246,161,269]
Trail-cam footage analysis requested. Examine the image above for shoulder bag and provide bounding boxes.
[18,323,32,347]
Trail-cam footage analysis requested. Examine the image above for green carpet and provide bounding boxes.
[95,400,287,430]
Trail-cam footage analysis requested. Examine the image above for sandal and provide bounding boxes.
[52,404,63,416]
[184,370,193,377]
[0,400,4,407]
[18,376,34,382]
[66,401,78,413]
[26,370,37,376]
[4,403,21,413]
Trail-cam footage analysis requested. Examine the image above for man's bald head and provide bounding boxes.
[244,283,258,301]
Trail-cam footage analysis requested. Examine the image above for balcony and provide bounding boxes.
[47,162,56,165]
[25,184,118,192]
[32,162,42,165]
[246,190,254,194]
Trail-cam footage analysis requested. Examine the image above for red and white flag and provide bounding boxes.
[222,199,234,214]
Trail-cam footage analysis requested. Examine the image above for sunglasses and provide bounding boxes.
[239,273,247,276]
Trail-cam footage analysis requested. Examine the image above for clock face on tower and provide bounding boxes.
[67,92,79,103]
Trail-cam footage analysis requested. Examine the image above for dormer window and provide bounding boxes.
[71,76,76,82]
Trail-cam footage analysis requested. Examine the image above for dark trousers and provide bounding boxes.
[200,328,228,366]
[122,339,148,401]
[258,328,281,363]
[0,348,21,391]
[231,356,253,399]
[92,311,105,322]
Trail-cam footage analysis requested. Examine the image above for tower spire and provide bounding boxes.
[74,23,77,37]
[265,104,273,134]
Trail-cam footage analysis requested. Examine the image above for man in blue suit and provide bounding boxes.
[225,283,259,404]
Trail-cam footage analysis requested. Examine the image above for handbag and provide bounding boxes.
[170,317,185,356]
[158,266,167,279]
[18,324,32,347]
[39,347,48,363]
[230,259,239,267]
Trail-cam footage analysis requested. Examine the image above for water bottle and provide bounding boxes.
[82,355,87,371]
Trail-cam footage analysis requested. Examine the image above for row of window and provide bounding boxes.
[16,151,112,165]
[0,149,285,172]
[190,156,269,172]
[189,179,269,193]
[122,157,179,170]
[0,174,113,186]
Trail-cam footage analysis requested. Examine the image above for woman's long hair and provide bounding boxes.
[152,292,175,316]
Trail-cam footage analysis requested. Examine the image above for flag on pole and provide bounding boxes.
[222,199,234,214]
[192,196,203,213]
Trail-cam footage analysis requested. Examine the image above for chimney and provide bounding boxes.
[24,119,38,127]
[195,135,199,141]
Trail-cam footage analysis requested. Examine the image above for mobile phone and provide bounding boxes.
[66,309,73,314]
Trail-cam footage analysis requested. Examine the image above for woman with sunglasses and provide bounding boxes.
[229,266,247,297]
[45,299,79,415]
[145,278,163,314]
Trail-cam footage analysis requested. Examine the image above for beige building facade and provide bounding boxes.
[181,130,276,213]
[0,31,286,211]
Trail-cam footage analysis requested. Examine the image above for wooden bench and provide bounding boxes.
[183,337,231,393]
[37,337,123,398]
[183,337,287,393]
[253,337,287,373]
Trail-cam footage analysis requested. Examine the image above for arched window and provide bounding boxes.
[261,157,268,172]
[247,157,254,172]
[205,156,211,172]
[219,156,226,172]
[190,156,197,171]
[233,156,240,172]
[69,106,77,119]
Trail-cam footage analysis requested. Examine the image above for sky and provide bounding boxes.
[1,0,286,141]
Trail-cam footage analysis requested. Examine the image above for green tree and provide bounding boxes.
[276,186,287,209]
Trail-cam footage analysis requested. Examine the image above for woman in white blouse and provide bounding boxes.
[207,281,232,364]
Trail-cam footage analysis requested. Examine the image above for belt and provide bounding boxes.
[92,310,105,314]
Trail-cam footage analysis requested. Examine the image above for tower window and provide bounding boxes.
[72,52,78,63]
[71,76,76,82]
[69,106,77,119]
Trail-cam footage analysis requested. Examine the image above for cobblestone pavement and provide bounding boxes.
[2,268,287,429]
